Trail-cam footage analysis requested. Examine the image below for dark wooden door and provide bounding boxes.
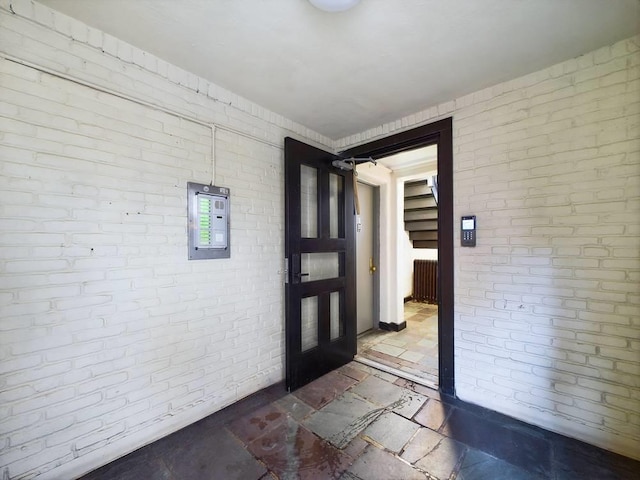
[284,137,356,391]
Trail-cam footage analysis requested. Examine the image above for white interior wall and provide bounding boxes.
[1,1,638,478]
[0,2,333,479]
[340,36,640,460]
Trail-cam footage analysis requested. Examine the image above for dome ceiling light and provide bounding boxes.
[308,0,361,13]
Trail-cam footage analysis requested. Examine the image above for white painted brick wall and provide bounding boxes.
[1,0,639,476]
[340,36,640,460]
[0,1,336,478]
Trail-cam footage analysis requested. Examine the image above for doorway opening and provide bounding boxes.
[354,145,440,387]
[340,117,454,395]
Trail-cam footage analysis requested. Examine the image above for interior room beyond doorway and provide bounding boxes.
[354,145,439,388]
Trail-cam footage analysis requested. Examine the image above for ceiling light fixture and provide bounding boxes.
[308,0,361,13]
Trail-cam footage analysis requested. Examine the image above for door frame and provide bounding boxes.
[340,117,454,396]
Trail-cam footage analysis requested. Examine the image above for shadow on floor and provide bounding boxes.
[80,362,639,480]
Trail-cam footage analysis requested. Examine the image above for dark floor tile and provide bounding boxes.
[163,428,267,480]
[337,363,369,382]
[303,391,382,448]
[413,398,452,431]
[441,408,551,477]
[293,370,358,410]
[227,403,288,445]
[456,448,543,480]
[200,382,287,430]
[149,420,211,458]
[347,444,427,480]
[80,448,172,480]
[338,472,363,480]
[247,419,351,480]
[552,436,640,480]
[274,393,315,422]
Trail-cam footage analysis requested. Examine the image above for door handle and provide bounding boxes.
[369,257,377,274]
[296,273,310,278]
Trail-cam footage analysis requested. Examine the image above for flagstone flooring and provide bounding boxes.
[80,362,639,480]
[357,301,439,385]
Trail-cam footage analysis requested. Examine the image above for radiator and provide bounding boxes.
[413,259,438,303]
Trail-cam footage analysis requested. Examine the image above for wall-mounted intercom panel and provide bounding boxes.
[461,215,476,247]
[188,182,230,259]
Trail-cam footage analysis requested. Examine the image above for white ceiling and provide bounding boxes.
[377,144,437,172]
[39,0,639,140]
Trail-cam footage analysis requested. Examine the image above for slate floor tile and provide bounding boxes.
[456,448,543,480]
[394,378,443,401]
[347,444,427,480]
[165,428,267,480]
[80,450,172,480]
[78,361,640,480]
[274,393,315,422]
[371,342,405,357]
[400,427,445,464]
[362,411,420,453]
[227,403,287,445]
[413,398,452,431]
[337,363,369,382]
[552,437,640,480]
[400,350,424,362]
[392,389,428,419]
[349,374,405,406]
[414,436,466,480]
[385,337,408,347]
[372,369,401,383]
[342,436,368,460]
[338,472,365,480]
[247,420,351,480]
[303,391,382,448]
[293,370,357,410]
[441,407,551,477]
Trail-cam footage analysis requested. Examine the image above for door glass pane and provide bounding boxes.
[301,296,318,352]
[301,165,318,238]
[301,252,340,282]
[330,291,343,340]
[329,173,344,239]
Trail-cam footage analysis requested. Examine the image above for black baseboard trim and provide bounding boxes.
[403,296,412,303]
[379,321,407,332]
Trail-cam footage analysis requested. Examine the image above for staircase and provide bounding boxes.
[404,179,438,249]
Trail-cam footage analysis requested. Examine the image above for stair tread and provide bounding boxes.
[413,240,438,249]
[405,180,429,186]
[404,206,438,211]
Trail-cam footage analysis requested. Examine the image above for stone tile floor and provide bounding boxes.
[357,302,439,385]
[80,362,639,480]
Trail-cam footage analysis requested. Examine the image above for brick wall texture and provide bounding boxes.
[340,36,640,461]
[0,0,638,477]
